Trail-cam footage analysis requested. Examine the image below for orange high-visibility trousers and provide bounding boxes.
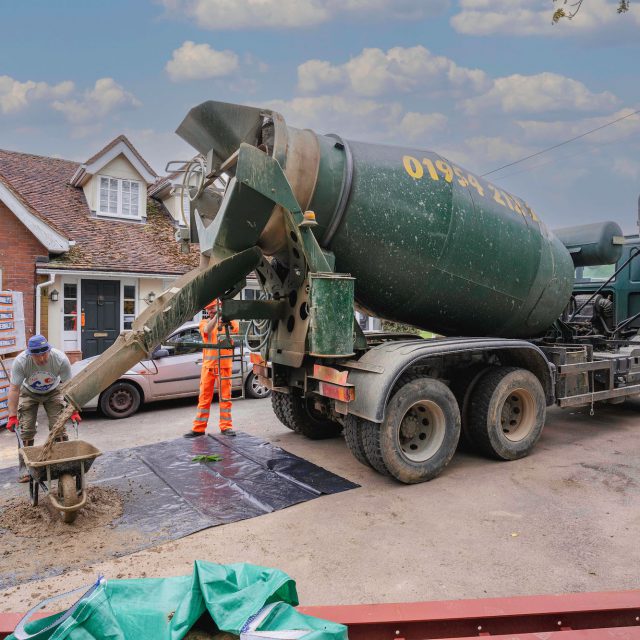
[192,364,233,433]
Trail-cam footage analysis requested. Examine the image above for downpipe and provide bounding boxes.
[35,275,55,335]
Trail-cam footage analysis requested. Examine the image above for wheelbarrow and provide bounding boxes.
[18,436,102,524]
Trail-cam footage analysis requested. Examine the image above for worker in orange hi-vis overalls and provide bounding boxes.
[184,299,240,439]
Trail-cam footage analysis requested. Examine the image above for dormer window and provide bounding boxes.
[98,176,141,218]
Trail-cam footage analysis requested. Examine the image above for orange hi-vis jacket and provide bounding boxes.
[192,317,239,433]
[199,318,239,369]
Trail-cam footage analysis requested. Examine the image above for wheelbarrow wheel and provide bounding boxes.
[58,474,80,523]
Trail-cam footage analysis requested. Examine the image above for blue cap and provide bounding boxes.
[28,334,51,355]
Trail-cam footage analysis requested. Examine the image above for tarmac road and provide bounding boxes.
[0,394,639,610]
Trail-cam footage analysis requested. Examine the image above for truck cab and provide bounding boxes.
[573,235,640,331]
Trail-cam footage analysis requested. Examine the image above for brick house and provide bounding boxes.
[0,136,201,362]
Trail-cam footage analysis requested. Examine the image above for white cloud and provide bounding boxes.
[170,0,328,29]
[437,135,534,173]
[0,76,73,114]
[266,94,446,144]
[613,157,640,180]
[160,0,448,30]
[124,128,196,175]
[165,41,239,81]
[451,0,640,36]
[462,136,533,165]
[398,111,448,139]
[516,108,640,143]
[52,78,141,124]
[298,60,345,93]
[298,46,488,97]
[462,72,619,115]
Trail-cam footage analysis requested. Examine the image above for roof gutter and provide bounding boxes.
[36,268,185,279]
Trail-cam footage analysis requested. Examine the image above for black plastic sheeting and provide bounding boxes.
[0,433,358,589]
[133,432,357,525]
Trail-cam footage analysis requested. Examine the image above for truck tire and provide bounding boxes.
[270,391,342,439]
[271,391,299,432]
[343,414,371,468]
[449,364,490,450]
[363,378,461,483]
[99,382,141,419]
[467,367,545,460]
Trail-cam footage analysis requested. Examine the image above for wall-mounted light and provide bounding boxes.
[143,291,156,305]
[49,288,59,302]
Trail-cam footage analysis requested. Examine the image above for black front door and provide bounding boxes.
[81,280,120,357]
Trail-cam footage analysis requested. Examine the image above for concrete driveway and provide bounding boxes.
[1,394,639,610]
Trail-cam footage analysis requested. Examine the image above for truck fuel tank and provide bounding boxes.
[554,221,624,267]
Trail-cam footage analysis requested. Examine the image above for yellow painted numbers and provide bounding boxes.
[402,154,538,223]
[402,155,424,180]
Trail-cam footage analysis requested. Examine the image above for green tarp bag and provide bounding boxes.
[9,561,347,640]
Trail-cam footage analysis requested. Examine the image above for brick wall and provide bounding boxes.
[0,203,48,338]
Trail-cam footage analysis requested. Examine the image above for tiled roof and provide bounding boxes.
[0,148,199,274]
[84,135,158,179]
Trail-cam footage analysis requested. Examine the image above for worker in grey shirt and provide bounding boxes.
[6,334,79,482]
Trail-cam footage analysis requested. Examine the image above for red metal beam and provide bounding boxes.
[299,591,640,639]
[2,591,640,639]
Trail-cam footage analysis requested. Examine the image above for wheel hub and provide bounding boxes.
[251,376,268,397]
[500,388,535,442]
[110,389,132,411]
[398,400,446,463]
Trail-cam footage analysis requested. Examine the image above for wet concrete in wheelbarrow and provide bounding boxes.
[0,432,357,590]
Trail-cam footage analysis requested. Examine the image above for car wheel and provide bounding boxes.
[244,372,272,399]
[99,382,141,419]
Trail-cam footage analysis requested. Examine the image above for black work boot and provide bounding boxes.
[220,428,237,437]
[183,431,205,439]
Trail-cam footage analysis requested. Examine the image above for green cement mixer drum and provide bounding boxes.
[177,101,575,338]
[308,141,575,337]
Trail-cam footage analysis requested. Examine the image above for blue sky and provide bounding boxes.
[1,0,639,231]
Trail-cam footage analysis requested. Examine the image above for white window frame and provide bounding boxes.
[96,174,144,220]
[121,279,137,331]
[61,276,81,351]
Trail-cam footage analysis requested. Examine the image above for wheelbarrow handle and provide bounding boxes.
[13,577,105,640]
[14,419,80,447]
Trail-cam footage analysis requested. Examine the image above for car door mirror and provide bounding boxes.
[152,348,170,359]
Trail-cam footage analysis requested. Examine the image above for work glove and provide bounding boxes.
[70,412,82,423]
[6,415,18,432]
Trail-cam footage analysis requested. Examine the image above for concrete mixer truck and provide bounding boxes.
[57,100,640,484]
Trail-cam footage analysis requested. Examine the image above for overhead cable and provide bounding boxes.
[481,108,640,177]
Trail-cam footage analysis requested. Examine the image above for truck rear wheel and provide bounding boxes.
[271,391,342,439]
[363,378,461,483]
[271,390,299,432]
[467,367,545,460]
[450,364,490,450]
[343,414,371,468]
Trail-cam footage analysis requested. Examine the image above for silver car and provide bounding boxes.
[70,323,270,419]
